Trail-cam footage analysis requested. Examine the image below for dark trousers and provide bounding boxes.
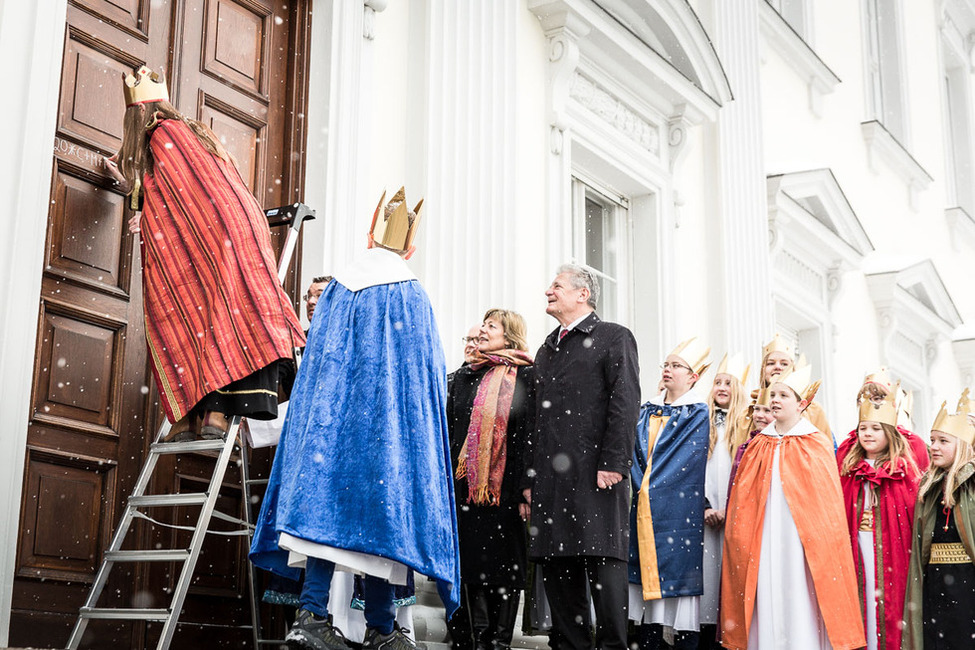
[542,556,627,650]
[448,584,521,650]
[301,557,397,634]
[638,623,699,650]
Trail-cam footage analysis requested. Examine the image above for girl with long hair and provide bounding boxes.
[758,334,832,441]
[699,354,749,648]
[903,396,975,649]
[109,66,304,440]
[837,387,926,650]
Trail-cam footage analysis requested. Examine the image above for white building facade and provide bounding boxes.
[2,0,975,645]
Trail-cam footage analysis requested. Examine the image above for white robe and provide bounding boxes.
[857,461,878,650]
[701,413,732,625]
[748,418,832,650]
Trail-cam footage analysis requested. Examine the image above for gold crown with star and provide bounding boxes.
[770,364,820,403]
[122,65,169,107]
[762,334,794,360]
[716,352,750,386]
[931,388,975,445]
[369,187,424,254]
[670,337,710,376]
[857,381,900,427]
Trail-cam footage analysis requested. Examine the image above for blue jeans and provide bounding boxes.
[301,557,397,634]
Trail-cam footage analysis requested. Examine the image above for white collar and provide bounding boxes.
[759,416,818,438]
[649,387,705,408]
[333,247,417,292]
[560,312,592,333]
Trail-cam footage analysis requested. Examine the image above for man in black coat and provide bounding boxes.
[521,263,640,650]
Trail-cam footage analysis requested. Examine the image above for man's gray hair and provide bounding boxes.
[556,263,599,310]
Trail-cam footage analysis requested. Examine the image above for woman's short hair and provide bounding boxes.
[556,263,600,309]
[483,308,529,351]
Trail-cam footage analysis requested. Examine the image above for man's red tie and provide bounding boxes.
[559,329,568,342]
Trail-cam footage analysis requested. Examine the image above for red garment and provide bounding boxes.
[721,429,865,650]
[140,119,305,422]
[836,428,929,650]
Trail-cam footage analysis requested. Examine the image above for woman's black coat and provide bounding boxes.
[447,363,535,587]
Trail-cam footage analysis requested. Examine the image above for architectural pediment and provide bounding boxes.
[529,0,732,123]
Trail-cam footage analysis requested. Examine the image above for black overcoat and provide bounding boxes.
[447,363,535,586]
[524,312,640,561]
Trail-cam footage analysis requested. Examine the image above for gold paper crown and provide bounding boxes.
[770,364,820,403]
[122,65,169,107]
[369,187,423,255]
[897,387,914,428]
[862,367,893,392]
[670,337,711,376]
[750,387,772,408]
[858,381,900,427]
[931,388,975,445]
[716,352,750,386]
[762,334,794,360]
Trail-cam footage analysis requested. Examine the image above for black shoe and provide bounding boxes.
[362,624,417,650]
[286,609,353,650]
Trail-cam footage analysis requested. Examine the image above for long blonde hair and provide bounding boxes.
[709,374,750,457]
[919,437,975,509]
[840,422,921,479]
[118,100,233,190]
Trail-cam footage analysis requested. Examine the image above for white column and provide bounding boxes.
[409,0,519,366]
[0,1,68,643]
[709,0,773,359]
[302,0,377,317]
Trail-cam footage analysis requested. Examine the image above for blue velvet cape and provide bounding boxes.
[249,278,461,615]
[628,400,710,597]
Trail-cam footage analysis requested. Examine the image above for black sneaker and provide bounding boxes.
[361,624,417,650]
[286,608,353,650]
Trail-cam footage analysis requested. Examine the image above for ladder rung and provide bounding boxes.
[104,549,190,563]
[129,493,207,508]
[245,478,269,486]
[151,439,228,454]
[79,607,170,621]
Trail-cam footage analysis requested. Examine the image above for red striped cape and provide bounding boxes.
[140,118,305,422]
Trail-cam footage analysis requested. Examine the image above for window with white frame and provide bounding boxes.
[571,177,632,324]
[863,0,908,142]
[768,0,809,40]
[942,44,974,215]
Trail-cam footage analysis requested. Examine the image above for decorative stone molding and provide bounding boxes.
[865,260,961,377]
[362,0,387,40]
[860,120,934,210]
[667,105,690,173]
[569,72,660,154]
[758,0,841,117]
[945,206,975,250]
[767,169,873,303]
[952,330,975,386]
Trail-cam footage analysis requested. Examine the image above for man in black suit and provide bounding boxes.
[522,264,640,650]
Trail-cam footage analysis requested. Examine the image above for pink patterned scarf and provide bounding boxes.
[455,349,533,505]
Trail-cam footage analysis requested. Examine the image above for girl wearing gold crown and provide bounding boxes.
[107,65,305,439]
[699,353,749,648]
[837,384,925,650]
[903,395,975,649]
[758,334,833,441]
[721,365,865,650]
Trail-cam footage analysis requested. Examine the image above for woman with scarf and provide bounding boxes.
[446,309,535,650]
[837,385,925,650]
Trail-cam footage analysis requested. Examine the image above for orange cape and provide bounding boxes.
[720,429,865,650]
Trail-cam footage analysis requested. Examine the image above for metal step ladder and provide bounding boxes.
[66,203,316,650]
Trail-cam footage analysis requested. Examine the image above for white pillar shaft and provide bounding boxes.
[414,0,518,366]
[711,0,773,358]
[0,1,69,643]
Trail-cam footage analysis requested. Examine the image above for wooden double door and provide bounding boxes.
[12,1,311,647]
